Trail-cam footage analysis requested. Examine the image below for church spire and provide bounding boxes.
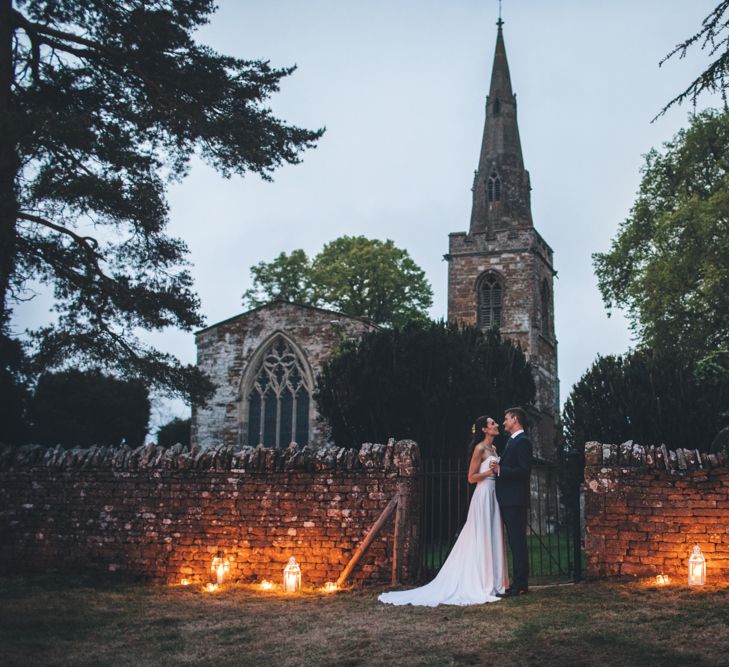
[469,19,532,234]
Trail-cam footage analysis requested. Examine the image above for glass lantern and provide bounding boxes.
[211,550,230,585]
[688,545,705,586]
[283,556,301,593]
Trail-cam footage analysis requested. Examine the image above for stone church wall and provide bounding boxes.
[192,301,376,449]
[0,440,421,587]
[584,441,729,581]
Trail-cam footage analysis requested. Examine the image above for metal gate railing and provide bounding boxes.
[417,457,583,584]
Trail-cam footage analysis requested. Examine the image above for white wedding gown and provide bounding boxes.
[379,455,508,606]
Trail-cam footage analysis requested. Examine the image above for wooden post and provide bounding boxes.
[336,493,399,588]
[391,494,401,585]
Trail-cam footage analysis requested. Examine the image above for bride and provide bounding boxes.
[378,415,508,606]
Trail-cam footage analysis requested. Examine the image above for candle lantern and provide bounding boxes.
[283,556,301,593]
[688,545,706,586]
[211,550,230,585]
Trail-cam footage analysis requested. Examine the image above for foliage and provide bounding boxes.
[562,350,729,478]
[315,321,535,457]
[593,109,729,376]
[658,0,729,116]
[28,369,150,448]
[156,416,190,447]
[0,332,30,444]
[1,0,322,401]
[242,236,434,327]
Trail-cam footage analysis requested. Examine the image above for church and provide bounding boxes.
[446,19,558,460]
[192,20,558,457]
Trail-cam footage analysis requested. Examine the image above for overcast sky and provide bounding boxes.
[14,0,725,431]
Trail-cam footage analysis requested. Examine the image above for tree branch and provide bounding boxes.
[16,212,114,285]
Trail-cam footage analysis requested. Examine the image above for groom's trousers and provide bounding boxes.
[501,505,529,590]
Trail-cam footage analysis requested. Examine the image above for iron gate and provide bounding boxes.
[417,457,582,583]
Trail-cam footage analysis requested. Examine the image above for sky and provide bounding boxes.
[14,0,725,431]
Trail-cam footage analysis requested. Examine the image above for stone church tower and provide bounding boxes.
[446,20,558,459]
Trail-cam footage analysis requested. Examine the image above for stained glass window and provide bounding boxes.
[246,336,311,448]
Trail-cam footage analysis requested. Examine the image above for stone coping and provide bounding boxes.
[0,439,420,476]
[584,441,728,474]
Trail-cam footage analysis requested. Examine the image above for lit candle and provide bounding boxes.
[260,579,274,591]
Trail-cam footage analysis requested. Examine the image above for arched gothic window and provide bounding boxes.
[541,279,551,337]
[245,336,311,448]
[477,272,503,331]
[487,171,501,202]
[493,99,501,115]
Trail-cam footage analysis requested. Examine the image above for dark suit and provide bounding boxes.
[495,431,532,591]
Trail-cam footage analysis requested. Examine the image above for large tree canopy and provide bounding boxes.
[659,1,729,116]
[315,322,535,458]
[593,108,729,377]
[28,369,150,448]
[563,350,729,472]
[242,236,434,328]
[1,0,322,400]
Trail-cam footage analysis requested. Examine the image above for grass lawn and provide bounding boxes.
[1,575,727,666]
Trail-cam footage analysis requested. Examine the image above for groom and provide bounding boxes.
[491,407,532,597]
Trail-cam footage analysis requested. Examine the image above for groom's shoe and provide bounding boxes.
[497,587,528,598]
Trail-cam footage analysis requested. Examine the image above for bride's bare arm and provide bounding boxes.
[467,445,493,484]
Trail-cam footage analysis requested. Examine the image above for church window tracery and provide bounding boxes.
[477,272,503,330]
[245,336,311,448]
[487,171,501,202]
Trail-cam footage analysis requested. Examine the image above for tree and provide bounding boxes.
[315,321,535,458]
[28,369,150,447]
[242,249,316,307]
[156,416,190,447]
[593,109,729,377]
[0,332,30,443]
[562,350,729,479]
[1,1,323,401]
[658,1,729,117]
[242,236,434,327]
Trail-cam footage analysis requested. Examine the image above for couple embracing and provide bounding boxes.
[379,407,532,606]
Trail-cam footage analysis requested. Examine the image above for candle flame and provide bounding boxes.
[260,579,274,591]
[180,578,190,586]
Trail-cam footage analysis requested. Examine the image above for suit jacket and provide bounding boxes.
[495,431,533,507]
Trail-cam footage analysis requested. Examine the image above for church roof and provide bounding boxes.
[194,298,378,336]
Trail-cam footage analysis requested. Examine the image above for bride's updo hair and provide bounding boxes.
[468,415,492,454]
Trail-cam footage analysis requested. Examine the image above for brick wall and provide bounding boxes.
[584,441,729,581]
[0,440,420,587]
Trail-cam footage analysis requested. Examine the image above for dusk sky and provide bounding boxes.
[14,0,724,431]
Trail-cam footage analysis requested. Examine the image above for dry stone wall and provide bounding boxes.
[0,440,420,587]
[584,441,729,580]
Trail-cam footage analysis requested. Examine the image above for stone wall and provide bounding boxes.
[0,440,420,587]
[584,441,729,581]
